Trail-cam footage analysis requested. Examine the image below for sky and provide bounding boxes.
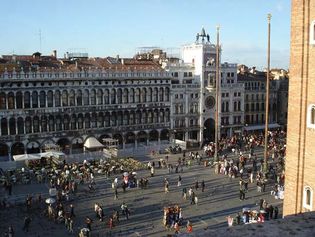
[0,0,291,69]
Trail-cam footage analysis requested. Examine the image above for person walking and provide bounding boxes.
[68,218,74,234]
[8,225,14,237]
[201,180,205,192]
[114,187,118,200]
[274,206,279,219]
[177,175,182,187]
[195,180,199,190]
[191,191,196,205]
[22,216,31,232]
[85,216,92,231]
[182,187,187,200]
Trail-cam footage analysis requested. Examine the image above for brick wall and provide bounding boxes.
[283,0,315,216]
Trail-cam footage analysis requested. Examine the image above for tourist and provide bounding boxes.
[201,180,205,192]
[274,206,279,219]
[22,216,31,232]
[8,225,14,237]
[178,175,182,187]
[186,220,192,233]
[182,187,187,200]
[85,216,92,231]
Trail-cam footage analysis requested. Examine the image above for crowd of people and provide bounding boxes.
[0,129,287,236]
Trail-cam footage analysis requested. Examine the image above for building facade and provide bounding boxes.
[283,0,315,216]
[164,28,245,145]
[0,54,171,161]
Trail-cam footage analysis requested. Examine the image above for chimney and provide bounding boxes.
[52,50,57,58]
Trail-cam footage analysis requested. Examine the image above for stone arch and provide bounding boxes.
[71,137,84,154]
[41,139,56,152]
[204,118,215,142]
[71,114,77,130]
[113,133,123,148]
[11,142,25,156]
[26,141,40,154]
[0,143,9,161]
[141,88,147,102]
[117,88,123,104]
[83,89,89,105]
[148,87,152,102]
[159,87,164,102]
[137,131,147,144]
[160,129,169,141]
[33,116,40,133]
[125,132,135,144]
[111,88,116,104]
[99,134,112,144]
[104,89,110,104]
[57,138,71,154]
[129,88,135,103]
[149,130,159,141]
[62,90,68,106]
[40,115,47,132]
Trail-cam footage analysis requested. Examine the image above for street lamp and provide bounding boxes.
[263,13,272,174]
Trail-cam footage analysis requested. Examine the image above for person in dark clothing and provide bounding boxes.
[22,216,31,232]
[274,206,279,219]
[191,191,196,205]
[269,205,274,219]
[70,204,75,218]
[195,181,199,190]
[259,198,264,209]
[236,213,241,225]
[85,216,92,231]
[201,180,205,192]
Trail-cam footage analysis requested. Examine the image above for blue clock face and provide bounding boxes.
[205,96,215,109]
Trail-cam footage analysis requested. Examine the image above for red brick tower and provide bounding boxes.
[283,0,315,216]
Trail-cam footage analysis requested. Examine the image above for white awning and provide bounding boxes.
[244,123,281,131]
[84,137,104,149]
[41,151,65,158]
[13,153,41,161]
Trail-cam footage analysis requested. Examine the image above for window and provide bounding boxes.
[307,104,315,128]
[184,72,188,77]
[310,20,315,45]
[303,186,313,211]
[189,72,193,77]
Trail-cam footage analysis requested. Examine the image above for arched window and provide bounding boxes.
[33,116,39,133]
[40,91,46,108]
[135,88,140,103]
[55,91,61,107]
[165,87,170,102]
[84,113,91,128]
[117,89,123,104]
[77,114,83,129]
[48,115,55,131]
[32,91,38,108]
[307,104,315,128]
[83,89,89,105]
[47,91,53,107]
[41,116,47,132]
[97,89,103,105]
[153,88,158,102]
[56,115,62,131]
[8,92,15,109]
[16,91,23,109]
[17,117,24,134]
[0,92,6,109]
[64,115,70,130]
[141,88,147,103]
[111,89,116,104]
[123,89,129,103]
[147,88,152,102]
[62,90,68,106]
[104,89,110,104]
[69,90,75,106]
[24,92,30,108]
[1,118,7,135]
[159,88,164,102]
[303,186,313,211]
[71,114,77,130]
[90,89,96,105]
[9,118,16,135]
[77,90,82,106]
[25,117,32,134]
[129,88,135,103]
